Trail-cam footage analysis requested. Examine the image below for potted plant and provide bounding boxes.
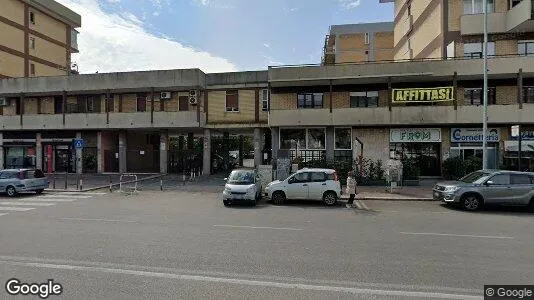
[402,158,420,186]
[368,159,387,186]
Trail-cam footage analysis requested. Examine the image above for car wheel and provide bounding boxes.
[223,200,230,207]
[323,191,337,206]
[528,198,534,213]
[6,186,17,197]
[461,194,482,211]
[272,191,286,205]
[35,189,44,195]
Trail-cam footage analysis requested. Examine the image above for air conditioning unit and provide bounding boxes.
[0,97,8,106]
[160,92,171,100]
[188,90,198,105]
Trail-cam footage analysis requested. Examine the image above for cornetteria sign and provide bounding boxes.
[451,128,500,143]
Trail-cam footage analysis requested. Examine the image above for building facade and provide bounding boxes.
[0,0,81,78]
[323,22,394,64]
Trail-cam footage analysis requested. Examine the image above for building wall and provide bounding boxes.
[41,97,55,114]
[0,21,24,52]
[29,35,66,66]
[0,0,25,25]
[352,128,390,163]
[0,51,24,77]
[29,7,68,44]
[411,2,443,59]
[448,0,462,31]
[271,93,297,110]
[30,61,65,76]
[207,90,256,123]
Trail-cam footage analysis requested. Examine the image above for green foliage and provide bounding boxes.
[83,154,97,172]
[442,156,482,180]
[375,160,385,181]
[401,158,420,180]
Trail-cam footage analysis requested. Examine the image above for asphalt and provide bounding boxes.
[0,190,533,299]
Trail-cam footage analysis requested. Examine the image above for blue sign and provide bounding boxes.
[511,130,534,141]
[73,139,84,149]
[451,128,500,143]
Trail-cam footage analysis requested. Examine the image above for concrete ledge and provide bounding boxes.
[341,195,434,201]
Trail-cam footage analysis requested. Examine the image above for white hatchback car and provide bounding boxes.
[265,168,341,206]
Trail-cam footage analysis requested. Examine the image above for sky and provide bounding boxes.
[56,0,394,74]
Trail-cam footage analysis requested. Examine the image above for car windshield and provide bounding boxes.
[227,170,254,185]
[459,171,491,184]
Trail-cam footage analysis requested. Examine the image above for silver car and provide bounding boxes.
[433,170,534,211]
[0,169,50,197]
[222,169,262,206]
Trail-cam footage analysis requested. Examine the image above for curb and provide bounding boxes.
[341,196,434,201]
[45,174,164,193]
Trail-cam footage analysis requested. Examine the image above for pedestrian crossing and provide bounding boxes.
[0,192,106,217]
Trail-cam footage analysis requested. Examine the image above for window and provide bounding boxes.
[523,87,534,103]
[29,11,35,24]
[30,63,35,76]
[510,0,522,9]
[261,89,269,111]
[76,95,100,113]
[297,93,323,109]
[464,42,495,58]
[310,172,326,182]
[350,91,378,108]
[463,0,494,14]
[489,174,510,185]
[280,129,306,149]
[464,87,496,105]
[511,174,531,185]
[106,94,114,112]
[291,172,310,183]
[136,93,147,112]
[226,90,239,112]
[364,32,370,45]
[29,37,35,50]
[518,41,534,56]
[307,128,326,150]
[335,128,352,150]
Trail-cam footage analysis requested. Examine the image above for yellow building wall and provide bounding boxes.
[0,0,25,25]
[496,40,518,56]
[449,0,462,31]
[29,8,67,43]
[0,51,24,77]
[496,86,518,105]
[375,50,394,61]
[411,4,442,58]
[2,98,18,115]
[271,93,297,110]
[0,22,24,53]
[24,97,38,114]
[41,97,55,114]
[29,35,66,66]
[337,51,367,63]
[121,94,138,113]
[207,90,256,123]
[30,61,65,76]
[337,34,368,51]
[375,31,394,49]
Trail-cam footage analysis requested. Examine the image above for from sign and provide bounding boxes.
[451,128,500,143]
[392,87,454,103]
[390,128,442,143]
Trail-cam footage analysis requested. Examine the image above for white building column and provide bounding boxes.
[203,128,211,175]
[0,132,4,169]
[76,132,83,174]
[253,128,262,167]
[160,131,168,174]
[97,131,103,173]
[36,133,42,170]
[119,131,127,173]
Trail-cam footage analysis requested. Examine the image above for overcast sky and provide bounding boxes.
[57,0,393,74]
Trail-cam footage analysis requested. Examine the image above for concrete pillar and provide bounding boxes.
[0,132,4,169]
[326,127,335,162]
[203,128,211,175]
[238,135,244,166]
[97,131,103,173]
[159,131,168,174]
[271,127,279,167]
[36,133,42,170]
[254,128,262,167]
[119,131,127,173]
[76,132,83,174]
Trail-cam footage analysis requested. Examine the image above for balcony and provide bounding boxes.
[460,0,534,35]
[70,29,79,53]
[268,105,534,127]
[0,111,204,130]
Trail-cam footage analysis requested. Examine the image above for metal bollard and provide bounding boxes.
[53,173,56,189]
[160,177,163,191]
[64,172,68,190]
[109,175,113,193]
[80,178,83,191]
[76,175,79,190]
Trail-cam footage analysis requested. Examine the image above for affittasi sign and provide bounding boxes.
[392,87,454,103]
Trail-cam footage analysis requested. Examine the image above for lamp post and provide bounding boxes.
[482,0,489,170]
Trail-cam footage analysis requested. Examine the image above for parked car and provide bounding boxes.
[433,170,534,211]
[0,169,49,197]
[265,168,341,206]
[222,169,262,206]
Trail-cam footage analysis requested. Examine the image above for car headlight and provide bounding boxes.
[246,186,255,194]
[444,186,460,193]
[223,188,231,194]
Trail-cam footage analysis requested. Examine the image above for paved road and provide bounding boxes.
[0,191,533,299]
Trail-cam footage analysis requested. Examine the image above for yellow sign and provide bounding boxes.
[392,87,454,103]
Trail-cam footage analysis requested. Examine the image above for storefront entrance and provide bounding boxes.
[54,146,76,173]
[390,143,441,176]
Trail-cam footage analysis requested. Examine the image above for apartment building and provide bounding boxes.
[322,22,394,64]
[0,70,269,174]
[0,0,81,78]
[382,0,534,60]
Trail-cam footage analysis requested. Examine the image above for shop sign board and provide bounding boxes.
[511,130,534,141]
[451,128,500,143]
[392,87,454,103]
[390,128,441,143]
[504,140,534,152]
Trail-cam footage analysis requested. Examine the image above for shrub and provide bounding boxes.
[83,154,97,172]
[401,158,420,180]
[442,156,465,180]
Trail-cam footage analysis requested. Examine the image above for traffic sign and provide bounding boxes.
[511,125,520,138]
[73,139,84,149]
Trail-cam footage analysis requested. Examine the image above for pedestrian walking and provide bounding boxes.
[346,170,357,208]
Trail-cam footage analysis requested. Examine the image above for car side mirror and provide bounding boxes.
[485,180,494,186]
[224,178,228,181]
[288,178,294,184]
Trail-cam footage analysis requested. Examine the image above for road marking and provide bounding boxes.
[0,207,35,211]
[0,201,55,207]
[19,198,75,202]
[400,232,514,239]
[61,218,139,223]
[0,213,8,217]
[38,195,91,199]
[353,201,362,209]
[0,259,480,299]
[359,200,369,210]
[213,225,303,231]
[48,192,106,195]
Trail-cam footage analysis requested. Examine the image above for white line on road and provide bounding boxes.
[359,200,369,210]
[0,202,55,207]
[0,259,481,299]
[19,198,75,202]
[0,207,35,211]
[213,225,303,231]
[48,192,106,195]
[0,213,8,217]
[38,195,92,199]
[400,232,514,239]
[61,218,139,223]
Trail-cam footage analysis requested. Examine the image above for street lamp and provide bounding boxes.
[482,0,489,170]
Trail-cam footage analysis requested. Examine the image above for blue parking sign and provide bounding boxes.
[73,139,84,149]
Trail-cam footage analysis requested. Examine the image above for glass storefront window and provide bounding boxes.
[280,129,306,149]
[307,129,326,150]
[5,147,36,169]
[335,128,351,150]
[390,143,441,176]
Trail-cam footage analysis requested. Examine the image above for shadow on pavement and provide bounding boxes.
[267,199,347,209]
[439,203,533,216]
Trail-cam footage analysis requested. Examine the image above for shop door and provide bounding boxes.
[55,147,75,173]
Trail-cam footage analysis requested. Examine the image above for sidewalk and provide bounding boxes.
[341,186,434,201]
